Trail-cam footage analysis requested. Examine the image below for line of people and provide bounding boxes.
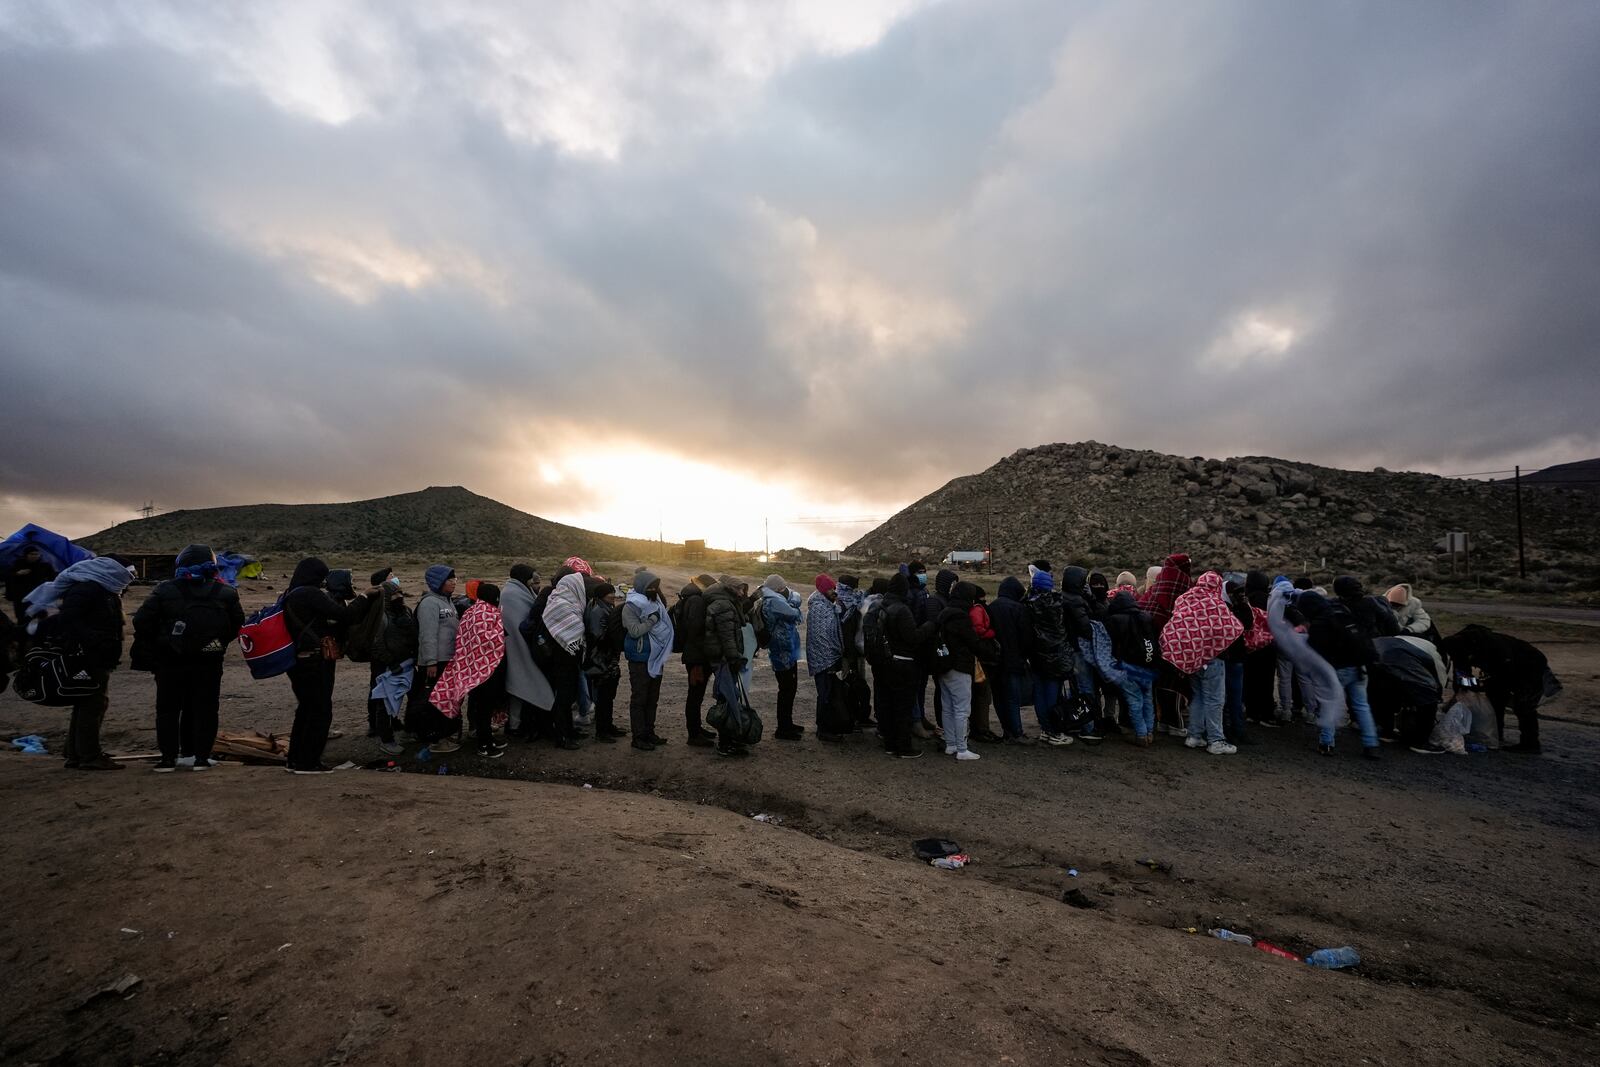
[4,545,1556,772]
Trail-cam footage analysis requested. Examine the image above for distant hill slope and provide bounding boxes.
[846,442,1600,581]
[82,486,664,562]
[1522,458,1600,487]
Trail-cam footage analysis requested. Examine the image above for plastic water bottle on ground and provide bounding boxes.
[1305,946,1361,969]
[1209,929,1254,946]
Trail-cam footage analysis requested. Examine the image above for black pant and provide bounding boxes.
[367,663,394,743]
[869,661,889,734]
[1400,700,1438,748]
[467,664,506,747]
[773,665,798,730]
[66,682,110,763]
[1243,648,1277,722]
[590,668,621,734]
[543,647,580,741]
[1490,689,1541,748]
[684,664,710,736]
[882,659,916,754]
[628,660,661,739]
[406,665,457,743]
[155,661,223,762]
[287,656,337,770]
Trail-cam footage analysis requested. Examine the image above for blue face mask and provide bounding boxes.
[916,573,928,587]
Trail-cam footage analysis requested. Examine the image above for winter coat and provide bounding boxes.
[677,583,710,666]
[1386,584,1433,636]
[937,583,986,675]
[415,590,460,666]
[1300,592,1372,670]
[760,586,803,671]
[1060,566,1094,641]
[1267,583,1346,721]
[1441,625,1550,703]
[805,589,844,675]
[987,576,1032,677]
[701,582,745,665]
[880,591,919,659]
[499,578,554,709]
[586,599,624,676]
[1104,590,1160,670]
[1333,577,1399,639]
[375,595,419,668]
[55,581,126,673]
[1025,589,1072,680]
[132,577,245,666]
[282,559,366,655]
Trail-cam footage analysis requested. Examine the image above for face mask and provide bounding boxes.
[916,574,927,587]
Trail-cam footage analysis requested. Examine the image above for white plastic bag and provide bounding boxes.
[1430,701,1472,754]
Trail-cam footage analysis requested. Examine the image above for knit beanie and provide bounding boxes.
[838,574,859,589]
[1030,570,1054,592]
[1115,571,1137,589]
[815,574,837,595]
[477,582,501,606]
[509,563,535,584]
[763,574,786,593]
[1385,584,1409,605]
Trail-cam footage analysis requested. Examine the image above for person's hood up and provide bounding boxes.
[175,544,215,570]
[1245,570,1270,609]
[678,582,703,601]
[509,563,535,585]
[424,565,455,594]
[763,574,786,593]
[1386,583,1412,606]
[1030,569,1055,592]
[289,557,330,591]
[564,556,595,577]
[950,581,980,607]
[998,575,1025,602]
[632,570,660,595]
[934,569,958,596]
[1192,571,1225,598]
[326,569,355,601]
[888,572,910,597]
[868,577,890,596]
[1107,589,1140,615]
[718,574,746,594]
[1333,576,1365,601]
[1165,552,1191,574]
[1088,571,1109,596]
[1062,566,1088,594]
[1296,590,1333,622]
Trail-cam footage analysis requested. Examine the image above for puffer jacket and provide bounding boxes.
[760,586,802,671]
[1060,566,1094,641]
[701,582,745,665]
[1026,588,1072,679]
[987,576,1032,676]
[924,569,958,627]
[677,583,709,665]
[1386,584,1433,636]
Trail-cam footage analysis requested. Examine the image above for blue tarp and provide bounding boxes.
[215,551,258,585]
[0,524,94,572]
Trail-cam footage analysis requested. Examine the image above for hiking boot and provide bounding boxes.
[774,725,804,741]
[1206,740,1237,755]
[1361,746,1383,761]
[1138,734,1154,747]
[595,733,619,744]
[1183,736,1207,749]
[631,739,657,751]
[430,740,461,755]
[954,749,981,761]
[379,741,404,756]
[557,739,582,751]
[1409,743,1448,755]
[971,730,1003,744]
[1318,743,1335,757]
[647,735,670,746]
[477,745,504,759]
[154,760,178,773]
[599,725,629,739]
[894,748,924,759]
[687,734,715,748]
[78,756,124,771]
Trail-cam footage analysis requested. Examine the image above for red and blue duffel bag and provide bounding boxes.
[238,598,297,679]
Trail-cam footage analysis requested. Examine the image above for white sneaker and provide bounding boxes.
[954,749,981,761]
[190,760,209,772]
[176,756,196,769]
[1046,733,1074,747]
[1207,740,1238,755]
[1184,736,1207,749]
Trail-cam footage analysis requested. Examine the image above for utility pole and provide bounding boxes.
[138,501,156,520]
[765,517,769,560]
[1514,465,1526,578]
[986,511,994,573]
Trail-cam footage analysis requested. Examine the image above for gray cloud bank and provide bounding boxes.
[1,0,1597,542]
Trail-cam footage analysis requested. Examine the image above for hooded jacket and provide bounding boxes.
[1061,566,1094,640]
[1160,571,1244,674]
[987,576,1032,676]
[54,571,131,673]
[132,558,245,665]
[1440,625,1550,702]
[1137,553,1193,629]
[676,582,710,666]
[416,566,461,666]
[1025,586,1072,680]
[924,568,958,628]
[935,583,985,675]
[701,581,746,665]
[1385,584,1433,636]
[760,584,803,671]
[881,574,919,660]
[1333,576,1399,639]
[283,558,368,655]
[1104,590,1161,669]
[1300,591,1373,669]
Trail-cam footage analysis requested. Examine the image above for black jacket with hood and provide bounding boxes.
[937,582,985,675]
[881,574,919,660]
[282,558,370,654]
[1025,588,1072,680]
[700,581,746,665]
[988,576,1032,676]
[676,582,710,666]
[1060,566,1094,641]
[1104,590,1161,669]
[57,581,126,674]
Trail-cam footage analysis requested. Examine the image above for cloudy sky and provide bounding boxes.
[2,0,1597,550]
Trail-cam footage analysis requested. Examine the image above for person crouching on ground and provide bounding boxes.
[622,571,675,750]
[131,544,244,773]
[807,574,846,741]
[430,583,508,759]
[584,581,627,744]
[759,574,804,740]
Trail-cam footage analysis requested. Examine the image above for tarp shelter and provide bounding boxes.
[0,524,93,572]
[216,552,261,584]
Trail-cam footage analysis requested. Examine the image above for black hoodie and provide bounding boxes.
[1104,590,1160,669]
[283,557,369,653]
[988,576,1032,676]
[936,582,984,675]
[1060,566,1093,640]
[882,574,919,659]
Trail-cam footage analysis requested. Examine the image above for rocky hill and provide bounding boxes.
[82,486,665,563]
[846,442,1600,587]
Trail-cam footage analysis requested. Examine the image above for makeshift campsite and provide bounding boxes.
[0,524,93,572]
[216,552,262,584]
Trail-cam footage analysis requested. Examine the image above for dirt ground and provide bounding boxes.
[3,565,1599,1065]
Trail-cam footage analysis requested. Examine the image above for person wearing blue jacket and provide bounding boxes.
[760,574,804,740]
[807,575,846,740]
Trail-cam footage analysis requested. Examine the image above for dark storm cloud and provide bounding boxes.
[1,0,1597,541]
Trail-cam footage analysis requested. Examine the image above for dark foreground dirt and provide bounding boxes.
[2,588,1599,1066]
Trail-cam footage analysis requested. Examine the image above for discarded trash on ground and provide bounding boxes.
[751,813,783,824]
[930,853,970,870]
[1305,946,1361,969]
[913,838,963,861]
[73,974,142,1011]
[1135,857,1172,873]
[1210,928,1254,945]
[11,734,48,755]
[1066,868,1079,877]
[1255,940,1301,962]
[1061,887,1098,909]
[118,927,139,935]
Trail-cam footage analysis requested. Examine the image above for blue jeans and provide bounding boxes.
[1033,678,1062,735]
[1119,664,1156,738]
[1224,660,1246,738]
[1186,659,1226,743]
[1328,667,1380,748]
[997,672,1027,737]
[577,671,592,718]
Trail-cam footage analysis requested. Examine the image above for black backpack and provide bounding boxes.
[668,598,687,654]
[14,642,99,706]
[750,598,771,650]
[841,606,862,657]
[1113,611,1160,669]
[344,595,386,663]
[165,583,235,657]
[1327,601,1379,666]
[863,603,890,664]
